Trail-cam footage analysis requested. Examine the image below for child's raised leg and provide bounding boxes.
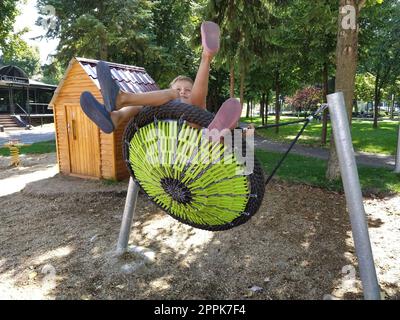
[189,53,213,110]
[115,89,178,110]
[189,21,220,109]
[111,89,179,127]
[80,88,179,133]
[97,60,179,112]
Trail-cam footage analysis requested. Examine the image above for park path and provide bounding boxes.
[0,124,55,145]
[253,134,396,169]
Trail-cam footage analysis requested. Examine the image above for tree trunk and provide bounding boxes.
[391,94,395,120]
[230,63,235,98]
[373,74,380,128]
[98,3,108,60]
[100,40,108,60]
[260,93,265,126]
[246,100,250,118]
[321,62,329,145]
[354,98,358,114]
[326,135,341,179]
[326,0,361,181]
[275,71,280,134]
[265,91,270,126]
[239,68,245,107]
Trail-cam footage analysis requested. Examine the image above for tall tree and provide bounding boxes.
[290,0,337,145]
[384,80,400,120]
[1,1,41,77]
[359,0,400,128]
[1,32,41,77]
[149,0,196,87]
[202,0,241,98]
[0,0,20,54]
[37,0,199,87]
[204,0,286,105]
[36,0,157,68]
[355,72,375,108]
[326,0,380,180]
[41,57,64,84]
[247,63,275,126]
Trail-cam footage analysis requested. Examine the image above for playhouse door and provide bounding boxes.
[65,105,101,177]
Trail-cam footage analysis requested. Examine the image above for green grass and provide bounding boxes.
[243,116,399,155]
[0,140,56,156]
[256,149,400,195]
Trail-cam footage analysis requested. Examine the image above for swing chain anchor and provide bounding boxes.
[313,103,329,117]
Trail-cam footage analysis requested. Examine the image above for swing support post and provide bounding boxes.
[327,92,381,300]
[116,177,140,254]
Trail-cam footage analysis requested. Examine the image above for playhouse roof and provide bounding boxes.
[49,57,159,108]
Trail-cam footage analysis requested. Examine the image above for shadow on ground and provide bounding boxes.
[0,174,398,300]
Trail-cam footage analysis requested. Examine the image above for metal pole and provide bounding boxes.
[116,177,140,254]
[395,120,400,173]
[26,86,31,128]
[327,92,381,300]
[9,86,14,114]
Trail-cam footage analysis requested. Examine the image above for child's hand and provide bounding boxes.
[170,88,180,100]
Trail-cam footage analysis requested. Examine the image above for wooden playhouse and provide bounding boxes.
[49,57,158,180]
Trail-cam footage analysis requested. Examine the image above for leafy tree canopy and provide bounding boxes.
[0,0,20,51]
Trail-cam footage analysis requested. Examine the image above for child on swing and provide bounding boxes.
[80,21,243,134]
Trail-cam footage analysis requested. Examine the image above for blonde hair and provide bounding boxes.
[169,75,194,88]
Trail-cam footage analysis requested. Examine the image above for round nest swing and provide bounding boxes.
[122,99,265,231]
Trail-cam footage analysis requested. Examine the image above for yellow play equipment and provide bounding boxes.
[4,140,21,167]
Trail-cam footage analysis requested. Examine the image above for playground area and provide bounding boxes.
[0,152,399,300]
[1,0,400,302]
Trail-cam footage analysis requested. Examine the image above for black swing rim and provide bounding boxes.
[122,99,266,231]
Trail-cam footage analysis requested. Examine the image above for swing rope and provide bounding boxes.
[253,104,329,186]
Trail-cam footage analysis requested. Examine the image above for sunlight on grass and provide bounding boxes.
[0,140,56,156]
[243,117,398,155]
[256,149,400,195]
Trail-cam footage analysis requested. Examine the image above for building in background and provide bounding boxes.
[0,65,56,129]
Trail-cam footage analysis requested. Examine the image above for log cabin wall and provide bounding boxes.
[49,57,158,181]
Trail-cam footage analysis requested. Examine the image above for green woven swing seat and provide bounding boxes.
[122,100,265,231]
